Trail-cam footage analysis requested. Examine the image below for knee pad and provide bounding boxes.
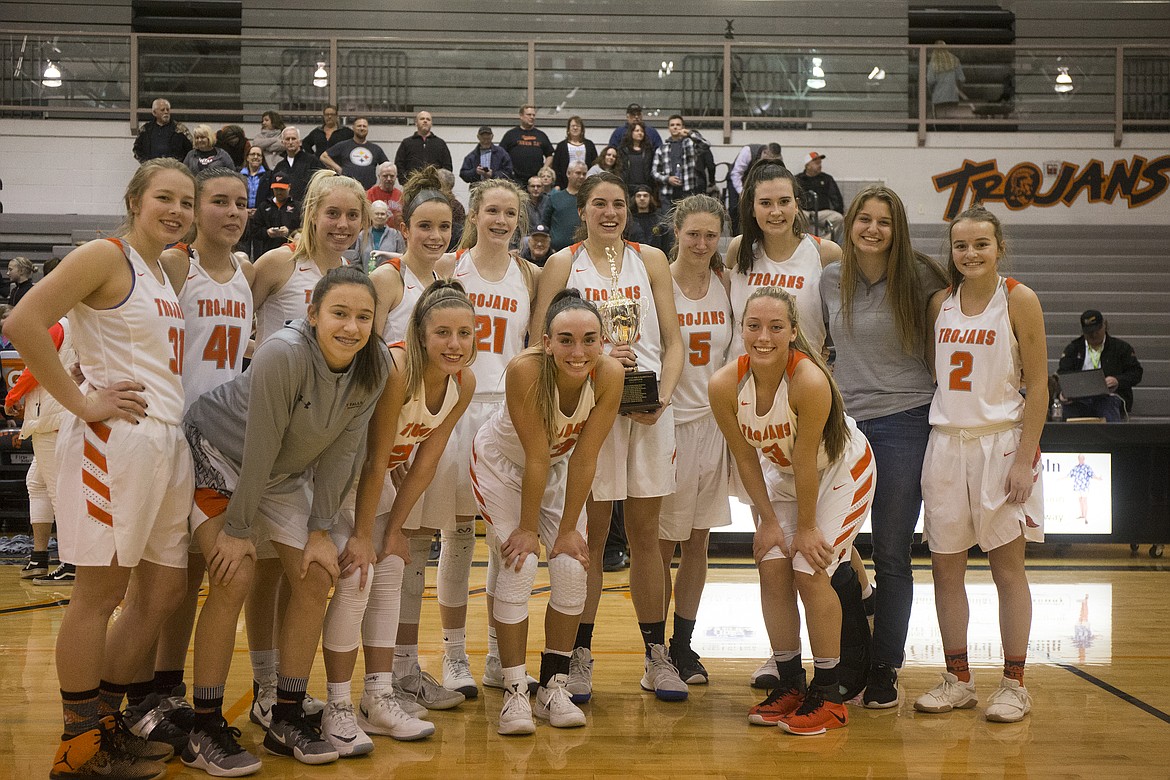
[398,536,431,624]
[492,553,538,625]
[361,555,405,648]
[321,568,371,653]
[547,555,587,616]
[437,518,475,608]
[485,543,499,599]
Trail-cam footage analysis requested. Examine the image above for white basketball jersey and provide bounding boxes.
[729,235,826,356]
[929,277,1024,428]
[382,259,433,344]
[452,249,531,396]
[736,352,835,474]
[69,239,186,425]
[480,377,596,466]
[180,249,254,410]
[255,259,322,345]
[672,272,732,423]
[569,242,663,376]
[386,372,461,470]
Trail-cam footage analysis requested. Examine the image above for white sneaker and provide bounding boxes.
[442,654,479,699]
[534,677,586,729]
[985,677,1032,723]
[483,655,538,694]
[320,700,374,757]
[357,691,434,741]
[250,679,277,728]
[914,672,979,714]
[302,694,326,720]
[640,644,688,702]
[498,689,536,736]
[751,658,780,690]
[565,648,593,704]
[394,664,465,711]
[394,691,428,718]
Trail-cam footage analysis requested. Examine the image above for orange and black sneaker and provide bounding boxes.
[778,683,848,736]
[50,728,167,780]
[748,672,807,726]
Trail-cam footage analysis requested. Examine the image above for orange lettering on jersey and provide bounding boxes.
[938,327,998,345]
[739,421,791,443]
[468,292,519,313]
[154,298,184,319]
[398,422,433,439]
[305,289,313,304]
[197,298,249,319]
[678,310,727,327]
[585,285,641,302]
[550,421,586,457]
[746,273,805,290]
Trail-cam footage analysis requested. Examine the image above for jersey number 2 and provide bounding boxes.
[948,351,974,392]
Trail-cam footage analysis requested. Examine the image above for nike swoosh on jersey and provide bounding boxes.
[299,266,313,272]
[187,274,197,280]
[831,483,846,491]
[137,271,146,277]
[406,284,417,290]
[456,271,470,277]
[943,306,954,311]
[1003,450,1016,457]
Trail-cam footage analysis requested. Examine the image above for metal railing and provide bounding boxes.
[3,31,1167,145]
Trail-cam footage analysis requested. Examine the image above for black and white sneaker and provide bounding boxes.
[20,557,49,579]
[182,717,261,777]
[862,662,900,709]
[263,714,339,765]
[669,643,709,685]
[33,562,75,586]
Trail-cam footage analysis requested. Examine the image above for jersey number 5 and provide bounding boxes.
[948,351,974,392]
[688,332,711,367]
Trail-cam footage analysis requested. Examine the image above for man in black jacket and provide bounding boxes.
[267,126,323,212]
[795,151,845,243]
[1058,309,1143,420]
[132,98,192,162]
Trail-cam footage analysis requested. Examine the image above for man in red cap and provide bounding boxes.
[796,151,845,243]
[253,172,300,256]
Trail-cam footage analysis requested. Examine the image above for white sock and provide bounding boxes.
[326,681,351,703]
[772,649,800,664]
[487,626,499,659]
[503,664,528,695]
[861,583,873,599]
[443,627,467,660]
[394,645,419,678]
[250,649,278,683]
[364,672,393,697]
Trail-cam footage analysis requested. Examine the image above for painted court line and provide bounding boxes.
[1058,663,1170,724]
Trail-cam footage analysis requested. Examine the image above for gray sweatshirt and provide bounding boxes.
[185,319,391,538]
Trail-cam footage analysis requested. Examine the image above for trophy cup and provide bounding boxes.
[597,247,661,413]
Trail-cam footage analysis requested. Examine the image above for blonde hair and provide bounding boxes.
[402,279,477,400]
[744,286,850,462]
[945,204,1006,289]
[458,179,529,251]
[290,169,371,264]
[668,194,726,270]
[119,158,195,235]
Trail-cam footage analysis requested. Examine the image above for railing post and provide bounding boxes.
[722,41,732,144]
[527,41,536,106]
[917,45,927,146]
[1114,45,1124,147]
[329,38,338,110]
[129,33,138,133]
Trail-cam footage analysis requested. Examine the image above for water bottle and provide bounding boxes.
[1050,397,1063,422]
[368,251,378,273]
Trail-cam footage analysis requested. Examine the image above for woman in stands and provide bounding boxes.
[709,286,875,736]
[530,171,685,703]
[914,206,1046,724]
[658,195,733,685]
[819,186,947,708]
[618,120,654,194]
[180,266,390,775]
[473,289,623,734]
[552,116,597,191]
[6,158,196,779]
[587,146,623,179]
[431,179,541,698]
[320,280,475,754]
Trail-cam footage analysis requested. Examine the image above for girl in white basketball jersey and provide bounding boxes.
[472,289,623,735]
[710,286,875,737]
[914,207,1047,724]
[6,159,196,779]
[659,195,733,685]
[320,280,475,754]
[530,172,686,703]
[430,180,541,698]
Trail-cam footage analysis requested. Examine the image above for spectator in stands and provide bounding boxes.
[351,200,405,271]
[501,104,554,185]
[796,151,845,243]
[588,145,623,178]
[538,166,557,195]
[251,110,287,170]
[253,172,299,255]
[619,119,655,194]
[0,305,12,349]
[271,126,323,208]
[216,124,250,169]
[303,104,353,160]
[366,162,403,229]
[552,116,597,190]
[1058,309,1144,421]
[628,185,673,255]
[7,257,36,308]
[519,223,553,267]
[459,126,514,183]
[132,97,192,163]
[184,124,235,175]
[542,161,586,251]
[609,103,663,150]
[320,117,389,190]
[728,142,783,236]
[927,42,971,119]
[395,110,453,183]
[437,168,466,250]
[684,126,717,196]
[652,115,699,206]
[241,147,268,212]
[524,176,546,233]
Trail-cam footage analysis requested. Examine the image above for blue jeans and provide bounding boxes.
[1062,395,1124,422]
[856,404,932,668]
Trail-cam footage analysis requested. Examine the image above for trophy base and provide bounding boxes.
[620,370,660,414]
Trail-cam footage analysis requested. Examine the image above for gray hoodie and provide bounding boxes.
[185,318,391,538]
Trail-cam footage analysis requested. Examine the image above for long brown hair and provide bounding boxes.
[527,288,602,441]
[944,204,1006,289]
[733,162,808,275]
[838,186,947,354]
[309,266,385,394]
[745,286,850,462]
[668,194,726,270]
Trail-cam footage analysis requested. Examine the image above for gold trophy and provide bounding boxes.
[597,246,660,413]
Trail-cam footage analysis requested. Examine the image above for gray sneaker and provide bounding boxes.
[482,655,539,695]
[566,647,594,704]
[181,718,262,777]
[263,715,339,765]
[394,664,465,711]
[640,643,688,702]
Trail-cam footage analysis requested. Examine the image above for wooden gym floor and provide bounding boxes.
[2,543,1167,778]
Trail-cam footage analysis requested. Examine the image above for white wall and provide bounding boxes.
[1,119,1167,226]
